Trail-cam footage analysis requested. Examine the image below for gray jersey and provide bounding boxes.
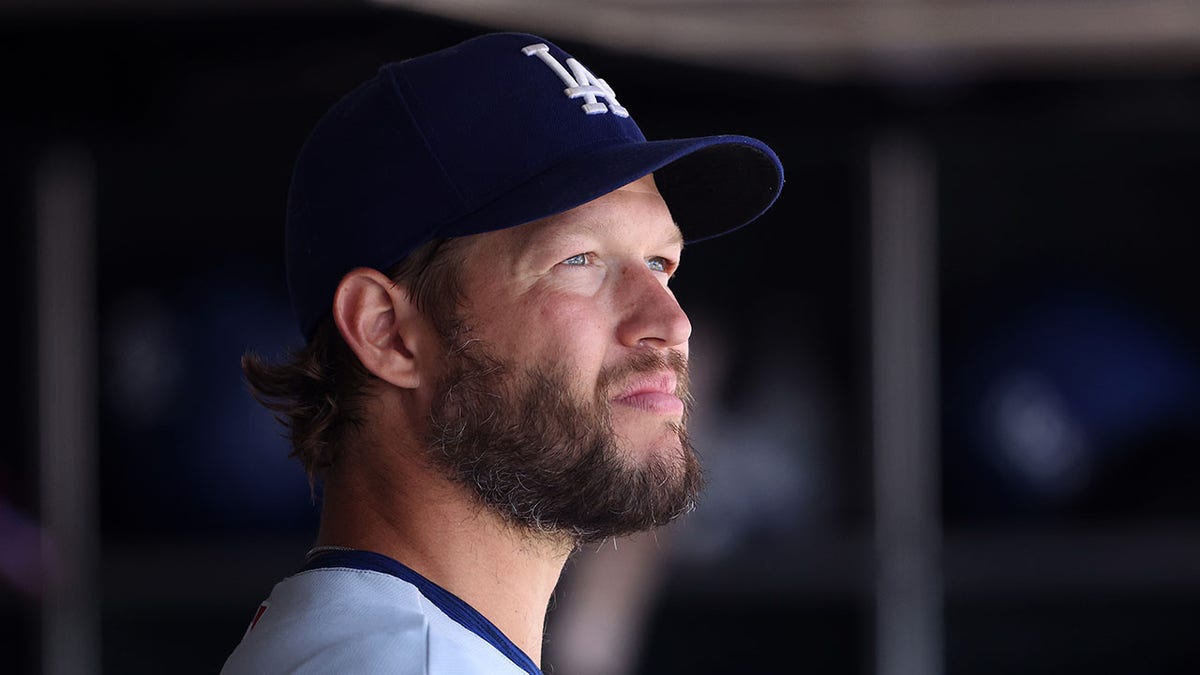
[222,550,540,675]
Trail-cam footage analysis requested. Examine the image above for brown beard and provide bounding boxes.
[424,337,702,545]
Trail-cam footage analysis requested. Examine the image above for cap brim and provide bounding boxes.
[433,134,783,244]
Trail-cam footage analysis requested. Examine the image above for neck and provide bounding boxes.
[315,444,572,666]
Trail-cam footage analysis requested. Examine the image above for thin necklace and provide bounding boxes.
[304,544,355,562]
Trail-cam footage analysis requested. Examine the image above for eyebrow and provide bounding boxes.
[522,218,685,254]
[666,222,685,248]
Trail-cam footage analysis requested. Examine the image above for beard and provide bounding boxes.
[424,336,702,546]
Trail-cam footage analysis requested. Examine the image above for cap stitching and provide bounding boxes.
[381,66,469,215]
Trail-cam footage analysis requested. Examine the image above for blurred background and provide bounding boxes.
[2,1,1199,673]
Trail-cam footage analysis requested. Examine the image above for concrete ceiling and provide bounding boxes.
[4,0,1200,78]
[372,0,1200,78]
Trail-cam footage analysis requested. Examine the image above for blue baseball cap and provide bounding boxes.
[287,32,784,340]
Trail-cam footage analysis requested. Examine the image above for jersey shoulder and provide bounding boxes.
[220,566,529,675]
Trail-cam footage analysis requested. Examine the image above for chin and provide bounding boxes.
[614,423,687,464]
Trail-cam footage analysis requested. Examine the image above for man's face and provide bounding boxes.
[423,174,702,544]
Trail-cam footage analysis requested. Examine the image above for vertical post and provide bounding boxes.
[37,147,100,675]
[869,135,943,675]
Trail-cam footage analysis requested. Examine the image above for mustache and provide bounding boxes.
[597,349,691,403]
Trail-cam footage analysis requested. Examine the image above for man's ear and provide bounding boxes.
[332,267,434,389]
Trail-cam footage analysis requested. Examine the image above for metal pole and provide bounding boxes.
[870,134,943,675]
[37,147,101,675]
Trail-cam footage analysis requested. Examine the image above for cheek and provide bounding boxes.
[528,294,612,372]
[469,280,616,379]
[536,294,603,333]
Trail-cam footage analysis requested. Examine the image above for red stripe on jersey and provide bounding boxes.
[245,602,270,637]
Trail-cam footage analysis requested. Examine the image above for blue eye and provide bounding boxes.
[646,257,668,273]
[562,253,589,266]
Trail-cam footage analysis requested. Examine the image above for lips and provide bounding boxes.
[611,371,684,415]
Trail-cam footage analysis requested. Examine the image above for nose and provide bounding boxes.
[615,265,692,350]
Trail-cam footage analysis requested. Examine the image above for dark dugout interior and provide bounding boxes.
[1,5,1199,674]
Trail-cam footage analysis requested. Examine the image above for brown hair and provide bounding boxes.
[242,238,468,484]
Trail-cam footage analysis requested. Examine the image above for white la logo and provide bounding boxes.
[522,43,629,118]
